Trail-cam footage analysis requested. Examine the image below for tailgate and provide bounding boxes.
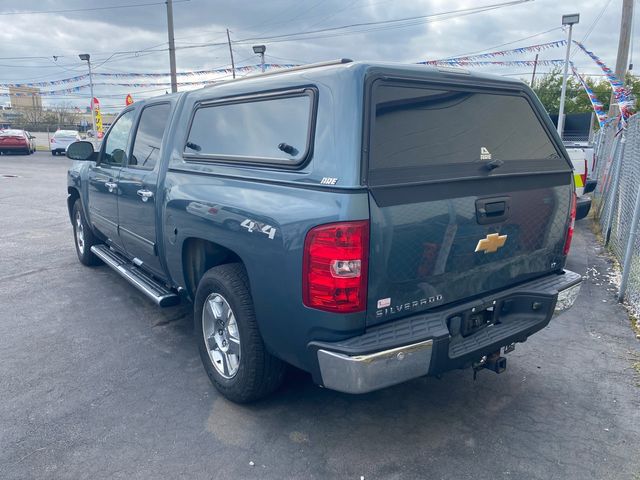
[365,78,573,326]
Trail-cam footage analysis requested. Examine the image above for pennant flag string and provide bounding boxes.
[420,40,567,65]
[0,79,219,97]
[570,64,608,127]
[573,41,635,124]
[424,59,565,68]
[0,64,297,88]
[2,40,567,89]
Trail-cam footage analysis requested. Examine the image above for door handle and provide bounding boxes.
[475,196,510,225]
[137,189,154,202]
[105,181,117,193]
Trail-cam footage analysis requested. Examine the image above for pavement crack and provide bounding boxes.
[0,262,76,283]
[153,312,189,327]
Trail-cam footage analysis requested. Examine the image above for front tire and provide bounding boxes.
[195,263,285,403]
[71,199,102,266]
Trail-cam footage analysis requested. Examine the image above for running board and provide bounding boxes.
[91,245,179,307]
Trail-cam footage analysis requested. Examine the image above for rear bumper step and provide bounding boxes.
[91,245,179,307]
[310,270,581,394]
[576,195,592,220]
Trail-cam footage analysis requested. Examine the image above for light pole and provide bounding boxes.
[557,13,579,138]
[253,45,266,73]
[79,53,97,139]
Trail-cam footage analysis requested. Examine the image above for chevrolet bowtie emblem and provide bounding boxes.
[475,233,508,254]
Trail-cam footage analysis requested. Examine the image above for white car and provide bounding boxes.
[51,130,81,156]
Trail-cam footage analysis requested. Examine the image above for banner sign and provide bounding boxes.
[93,97,104,139]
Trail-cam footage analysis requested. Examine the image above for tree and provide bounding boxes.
[15,104,45,126]
[45,103,82,128]
[573,76,612,113]
[532,69,614,116]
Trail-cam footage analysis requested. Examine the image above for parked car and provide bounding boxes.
[0,129,33,155]
[66,60,582,403]
[51,130,81,156]
[565,142,597,220]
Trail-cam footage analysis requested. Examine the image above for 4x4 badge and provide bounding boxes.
[475,233,507,254]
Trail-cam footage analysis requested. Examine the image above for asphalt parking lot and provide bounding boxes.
[1,151,639,480]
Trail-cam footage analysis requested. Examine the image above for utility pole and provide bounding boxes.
[227,29,236,79]
[79,54,96,139]
[608,0,634,116]
[530,53,539,87]
[166,0,178,93]
[557,13,579,138]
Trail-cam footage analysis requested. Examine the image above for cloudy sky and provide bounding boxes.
[0,0,636,112]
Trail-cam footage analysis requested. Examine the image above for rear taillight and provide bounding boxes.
[563,193,577,255]
[303,220,369,313]
[581,159,588,186]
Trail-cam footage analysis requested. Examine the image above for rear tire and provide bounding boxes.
[72,199,102,266]
[51,151,56,156]
[195,263,285,403]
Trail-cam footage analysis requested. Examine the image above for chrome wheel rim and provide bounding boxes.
[202,292,241,379]
[75,210,85,255]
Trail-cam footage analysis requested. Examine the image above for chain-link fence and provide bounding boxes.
[591,114,640,316]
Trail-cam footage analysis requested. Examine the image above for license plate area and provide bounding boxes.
[460,308,495,337]
[446,293,554,340]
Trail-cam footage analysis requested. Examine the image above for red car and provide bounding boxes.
[0,129,34,155]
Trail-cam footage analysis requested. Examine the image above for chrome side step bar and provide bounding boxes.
[91,245,179,307]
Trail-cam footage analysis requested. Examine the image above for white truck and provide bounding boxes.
[565,142,597,220]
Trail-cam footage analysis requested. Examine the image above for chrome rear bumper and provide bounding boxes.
[314,270,582,394]
[317,340,433,394]
[553,281,581,315]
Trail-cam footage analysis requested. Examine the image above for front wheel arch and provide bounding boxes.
[67,187,80,222]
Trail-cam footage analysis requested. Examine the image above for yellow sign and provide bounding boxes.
[94,107,103,139]
[475,233,508,254]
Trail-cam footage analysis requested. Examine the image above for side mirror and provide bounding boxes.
[66,141,95,161]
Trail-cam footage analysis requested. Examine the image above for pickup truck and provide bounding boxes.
[565,142,597,220]
[67,60,582,402]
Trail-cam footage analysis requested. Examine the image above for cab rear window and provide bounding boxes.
[368,82,562,185]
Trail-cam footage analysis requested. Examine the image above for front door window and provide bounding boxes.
[102,110,135,166]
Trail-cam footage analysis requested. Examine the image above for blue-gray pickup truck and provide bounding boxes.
[66,60,582,402]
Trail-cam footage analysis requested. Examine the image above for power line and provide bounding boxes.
[173,0,532,52]
[236,0,533,43]
[0,0,189,16]
[570,0,613,58]
[440,26,563,60]
[0,0,531,72]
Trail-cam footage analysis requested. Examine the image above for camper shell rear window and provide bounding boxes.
[367,80,564,186]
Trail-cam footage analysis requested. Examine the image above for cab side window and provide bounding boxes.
[129,103,171,170]
[102,110,135,166]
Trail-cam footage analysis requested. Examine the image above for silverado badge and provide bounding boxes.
[475,233,507,254]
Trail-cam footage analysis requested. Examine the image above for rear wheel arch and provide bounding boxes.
[181,237,244,301]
